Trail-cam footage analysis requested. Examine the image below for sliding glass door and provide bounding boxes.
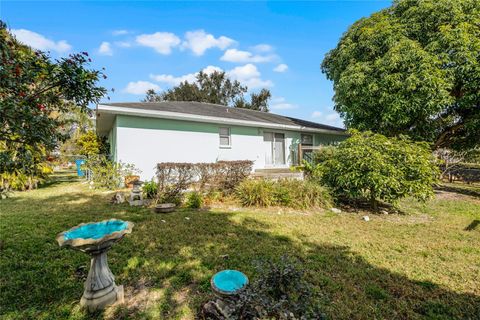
[263,132,285,166]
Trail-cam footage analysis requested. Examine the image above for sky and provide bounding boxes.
[1,1,391,128]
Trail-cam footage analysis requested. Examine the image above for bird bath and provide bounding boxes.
[56,219,133,311]
[211,270,248,297]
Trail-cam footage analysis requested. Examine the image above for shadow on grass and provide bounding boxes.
[1,179,479,319]
[435,184,480,199]
[39,170,82,189]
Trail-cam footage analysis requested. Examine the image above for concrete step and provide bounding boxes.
[254,168,294,173]
[251,171,304,180]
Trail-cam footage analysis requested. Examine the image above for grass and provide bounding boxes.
[0,171,479,319]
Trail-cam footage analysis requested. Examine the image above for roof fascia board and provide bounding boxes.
[97,104,347,135]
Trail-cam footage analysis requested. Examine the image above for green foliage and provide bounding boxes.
[143,70,271,112]
[317,130,439,209]
[76,130,108,156]
[156,161,254,205]
[321,0,480,150]
[185,191,203,209]
[235,179,332,209]
[234,255,325,319]
[0,21,106,181]
[84,156,139,190]
[142,179,158,199]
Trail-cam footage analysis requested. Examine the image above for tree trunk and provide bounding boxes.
[370,196,378,211]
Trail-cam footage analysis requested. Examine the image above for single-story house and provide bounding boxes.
[96,101,347,180]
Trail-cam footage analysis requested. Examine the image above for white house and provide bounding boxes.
[96,101,346,180]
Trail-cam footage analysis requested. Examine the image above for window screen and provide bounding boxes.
[219,127,231,146]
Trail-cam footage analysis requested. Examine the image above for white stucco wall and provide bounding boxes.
[117,126,276,180]
[112,115,341,180]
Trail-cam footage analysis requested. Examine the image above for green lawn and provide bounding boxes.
[1,171,479,319]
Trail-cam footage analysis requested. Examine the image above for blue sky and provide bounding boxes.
[2,1,391,127]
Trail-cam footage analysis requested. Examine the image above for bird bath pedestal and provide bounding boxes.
[56,219,134,311]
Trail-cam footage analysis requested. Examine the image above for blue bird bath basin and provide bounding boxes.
[211,270,248,296]
[56,219,133,311]
[63,220,128,240]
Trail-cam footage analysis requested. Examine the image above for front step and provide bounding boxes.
[254,168,294,174]
[251,169,304,180]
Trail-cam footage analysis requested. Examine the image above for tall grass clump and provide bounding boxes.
[235,179,331,209]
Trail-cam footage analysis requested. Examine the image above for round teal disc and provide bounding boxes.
[212,270,248,294]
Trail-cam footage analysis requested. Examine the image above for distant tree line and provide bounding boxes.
[143,70,272,112]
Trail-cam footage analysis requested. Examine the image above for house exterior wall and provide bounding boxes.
[111,115,343,180]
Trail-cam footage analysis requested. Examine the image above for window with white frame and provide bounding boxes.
[219,127,231,147]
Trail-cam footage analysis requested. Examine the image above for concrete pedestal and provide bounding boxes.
[80,251,124,311]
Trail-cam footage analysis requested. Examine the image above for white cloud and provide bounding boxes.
[11,29,71,53]
[98,42,113,56]
[221,48,275,63]
[227,64,273,89]
[227,63,260,80]
[123,81,160,95]
[270,97,297,110]
[182,30,235,56]
[311,111,344,127]
[252,44,273,52]
[150,65,222,86]
[151,64,272,90]
[271,103,297,110]
[112,30,130,36]
[151,73,196,86]
[311,111,323,118]
[136,32,181,54]
[273,63,288,73]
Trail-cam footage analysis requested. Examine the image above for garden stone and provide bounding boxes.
[111,192,125,204]
[363,216,370,221]
[331,208,342,213]
[381,210,389,215]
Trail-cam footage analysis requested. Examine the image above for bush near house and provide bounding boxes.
[155,161,253,204]
[142,179,158,199]
[83,156,140,190]
[311,130,439,210]
[235,179,332,209]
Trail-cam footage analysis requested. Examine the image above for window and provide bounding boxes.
[301,134,313,146]
[219,127,231,147]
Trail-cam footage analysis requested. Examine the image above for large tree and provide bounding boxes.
[321,0,480,150]
[143,70,272,112]
[0,21,107,176]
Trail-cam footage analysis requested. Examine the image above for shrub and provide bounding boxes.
[318,130,440,210]
[195,160,254,193]
[156,161,254,204]
[142,179,158,199]
[235,179,277,207]
[235,179,332,209]
[234,255,325,319]
[76,130,109,156]
[156,163,196,204]
[185,191,203,209]
[84,156,139,190]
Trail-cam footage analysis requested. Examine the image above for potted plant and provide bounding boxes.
[122,163,141,189]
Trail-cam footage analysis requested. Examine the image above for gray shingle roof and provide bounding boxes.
[100,101,345,132]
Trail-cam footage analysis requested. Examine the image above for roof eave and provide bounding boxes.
[97,104,347,135]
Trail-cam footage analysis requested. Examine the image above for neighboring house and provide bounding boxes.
[96,102,347,180]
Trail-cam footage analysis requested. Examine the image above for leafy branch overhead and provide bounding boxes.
[0,20,107,175]
[143,70,272,112]
[321,0,480,150]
